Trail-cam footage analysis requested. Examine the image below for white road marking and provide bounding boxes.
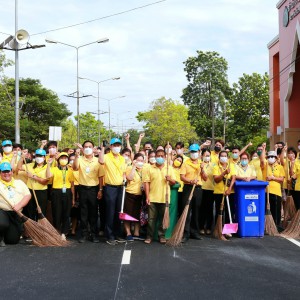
[121,250,131,265]
[285,237,300,248]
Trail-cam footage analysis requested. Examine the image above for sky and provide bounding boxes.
[0,0,279,135]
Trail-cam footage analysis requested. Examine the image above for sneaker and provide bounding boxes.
[0,239,5,247]
[199,229,205,235]
[116,237,126,243]
[126,235,134,242]
[206,229,211,235]
[91,236,100,243]
[78,236,87,243]
[61,234,66,241]
[225,233,232,238]
[106,239,117,246]
[133,235,145,241]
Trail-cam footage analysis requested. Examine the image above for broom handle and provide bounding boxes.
[226,195,233,224]
[0,185,24,219]
[186,162,203,205]
[165,142,170,205]
[120,180,126,213]
[266,161,270,208]
[220,163,230,211]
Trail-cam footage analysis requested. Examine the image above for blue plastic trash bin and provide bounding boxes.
[235,180,269,238]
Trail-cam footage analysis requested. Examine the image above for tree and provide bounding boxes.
[226,72,269,146]
[137,97,198,146]
[181,51,231,143]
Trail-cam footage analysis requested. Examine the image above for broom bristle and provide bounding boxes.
[162,205,170,230]
[213,214,227,241]
[166,204,189,247]
[264,209,279,236]
[281,209,300,239]
[283,195,297,228]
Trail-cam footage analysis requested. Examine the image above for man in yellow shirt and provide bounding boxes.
[180,144,205,243]
[210,139,224,164]
[73,140,102,243]
[99,138,127,246]
[2,140,13,163]
[143,149,176,244]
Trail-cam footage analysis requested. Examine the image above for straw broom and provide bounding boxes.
[166,165,202,247]
[265,164,279,236]
[24,158,69,246]
[281,209,300,239]
[162,142,170,230]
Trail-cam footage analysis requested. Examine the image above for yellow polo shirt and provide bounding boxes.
[213,164,236,194]
[210,151,219,164]
[78,156,101,186]
[2,153,13,163]
[143,164,176,203]
[26,163,48,190]
[174,167,184,192]
[69,165,79,186]
[0,180,31,211]
[180,158,202,185]
[103,152,126,186]
[49,167,74,189]
[202,162,215,191]
[249,158,263,181]
[126,166,143,195]
[262,162,285,197]
[236,164,256,178]
[291,162,300,191]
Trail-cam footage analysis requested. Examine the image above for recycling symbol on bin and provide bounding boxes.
[247,202,256,214]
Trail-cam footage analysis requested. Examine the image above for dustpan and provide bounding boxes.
[222,195,238,234]
[119,181,138,222]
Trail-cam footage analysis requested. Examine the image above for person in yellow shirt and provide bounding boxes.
[0,162,31,246]
[73,140,102,243]
[173,155,184,215]
[199,149,216,235]
[143,149,176,244]
[123,153,145,241]
[290,156,300,210]
[236,152,257,181]
[180,144,205,243]
[99,138,127,246]
[1,140,14,163]
[17,149,49,221]
[260,147,285,227]
[213,150,236,237]
[175,142,188,161]
[210,139,224,164]
[46,152,75,240]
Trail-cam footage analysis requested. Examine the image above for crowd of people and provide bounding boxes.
[0,134,300,247]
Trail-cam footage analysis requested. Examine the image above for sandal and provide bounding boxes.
[159,238,166,244]
[144,239,152,244]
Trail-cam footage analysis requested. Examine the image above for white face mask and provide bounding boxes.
[268,157,276,164]
[176,149,183,155]
[252,156,258,160]
[190,152,199,160]
[84,148,93,155]
[112,147,121,154]
[49,148,57,155]
[136,162,144,168]
[203,156,210,162]
[149,157,156,164]
[3,146,12,154]
[69,160,74,165]
[165,148,172,154]
[35,157,45,164]
[220,157,228,163]
[123,156,129,162]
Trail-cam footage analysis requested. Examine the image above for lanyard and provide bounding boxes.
[61,169,67,185]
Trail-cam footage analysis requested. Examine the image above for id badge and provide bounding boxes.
[62,187,66,193]
[85,167,90,174]
[8,187,15,199]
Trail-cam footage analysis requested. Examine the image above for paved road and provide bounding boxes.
[1,235,300,300]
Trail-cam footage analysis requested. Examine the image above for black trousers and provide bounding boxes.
[79,185,98,237]
[292,191,300,210]
[182,185,202,237]
[25,189,48,221]
[214,193,235,225]
[266,193,282,226]
[104,185,123,240]
[0,209,22,244]
[51,188,72,234]
[199,189,214,230]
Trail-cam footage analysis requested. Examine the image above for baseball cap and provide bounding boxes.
[0,162,12,172]
[35,149,46,156]
[58,152,69,159]
[110,138,122,145]
[2,140,12,147]
[189,144,200,152]
[267,151,277,157]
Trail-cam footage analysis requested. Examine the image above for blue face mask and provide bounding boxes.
[241,159,248,167]
[156,157,165,165]
[232,153,239,160]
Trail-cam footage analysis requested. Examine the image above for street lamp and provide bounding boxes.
[79,76,120,145]
[45,37,109,143]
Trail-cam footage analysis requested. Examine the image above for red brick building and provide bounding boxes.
[268,0,300,148]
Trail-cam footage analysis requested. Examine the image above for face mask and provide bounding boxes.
[136,162,144,168]
[232,153,239,160]
[3,146,12,154]
[156,157,165,165]
[69,160,74,165]
[241,159,248,167]
[35,157,45,164]
[149,157,156,164]
[252,156,258,160]
[257,150,262,156]
[268,157,276,164]
[17,151,22,157]
[176,149,183,155]
[49,148,57,155]
[60,159,68,166]
[112,147,121,154]
[220,157,228,163]
[25,158,32,163]
[124,156,129,162]
[173,160,181,167]
[165,148,172,154]
[214,146,221,152]
[190,152,199,160]
[203,156,210,162]
[84,148,93,155]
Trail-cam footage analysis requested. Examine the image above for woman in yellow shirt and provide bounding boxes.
[236,152,257,181]
[46,152,74,239]
[173,155,184,215]
[199,149,215,235]
[124,153,145,241]
[213,150,236,236]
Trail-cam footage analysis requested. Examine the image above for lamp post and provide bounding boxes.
[45,37,109,143]
[79,77,120,145]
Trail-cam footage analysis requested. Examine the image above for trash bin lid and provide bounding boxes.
[235,180,269,187]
